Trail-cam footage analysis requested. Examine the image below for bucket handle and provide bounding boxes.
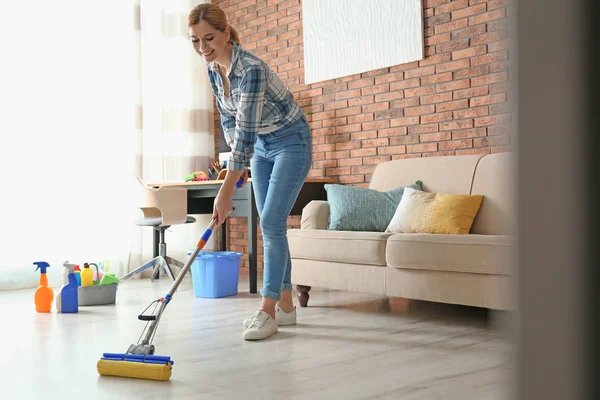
[88,263,100,285]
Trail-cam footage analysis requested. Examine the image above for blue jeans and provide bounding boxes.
[250,117,312,301]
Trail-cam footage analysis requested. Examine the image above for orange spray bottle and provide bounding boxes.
[33,261,54,313]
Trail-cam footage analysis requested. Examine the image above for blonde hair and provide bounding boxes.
[188,3,241,46]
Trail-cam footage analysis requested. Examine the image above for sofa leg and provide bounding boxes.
[381,296,390,310]
[297,285,311,307]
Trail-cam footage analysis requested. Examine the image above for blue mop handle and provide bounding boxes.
[131,175,246,352]
[235,176,245,188]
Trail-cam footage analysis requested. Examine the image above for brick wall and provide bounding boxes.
[211,0,513,270]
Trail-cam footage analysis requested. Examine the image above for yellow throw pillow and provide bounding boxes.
[386,187,484,234]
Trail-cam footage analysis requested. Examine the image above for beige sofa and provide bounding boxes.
[288,152,514,310]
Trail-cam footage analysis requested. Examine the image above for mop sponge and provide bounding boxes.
[97,353,174,381]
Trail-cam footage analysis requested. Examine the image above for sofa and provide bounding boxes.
[288,152,514,310]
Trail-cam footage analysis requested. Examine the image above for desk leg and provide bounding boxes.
[220,222,226,251]
[248,188,258,294]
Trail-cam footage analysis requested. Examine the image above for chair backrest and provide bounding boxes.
[134,176,188,226]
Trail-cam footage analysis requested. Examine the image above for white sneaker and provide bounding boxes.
[243,310,260,328]
[243,305,297,328]
[243,310,278,341]
[275,304,297,326]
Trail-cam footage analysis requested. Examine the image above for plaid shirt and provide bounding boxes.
[207,43,304,171]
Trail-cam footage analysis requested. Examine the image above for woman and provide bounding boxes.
[188,4,312,341]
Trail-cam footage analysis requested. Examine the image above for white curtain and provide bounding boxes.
[0,1,134,289]
[0,0,215,289]
[128,0,215,277]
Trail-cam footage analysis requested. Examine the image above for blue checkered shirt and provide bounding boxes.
[207,43,304,171]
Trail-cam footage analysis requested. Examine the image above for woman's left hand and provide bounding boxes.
[212,195,233,227]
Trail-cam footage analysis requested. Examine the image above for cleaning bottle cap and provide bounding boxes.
[33,261,50,274]
[62,262,76,274]
[74,265,81,272]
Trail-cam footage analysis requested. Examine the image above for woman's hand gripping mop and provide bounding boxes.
[97,177,244,381]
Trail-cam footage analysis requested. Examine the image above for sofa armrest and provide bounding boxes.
[301,200,330,230]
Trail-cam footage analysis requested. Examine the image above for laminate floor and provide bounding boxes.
[1,271,513,400]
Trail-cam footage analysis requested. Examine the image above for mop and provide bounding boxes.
[97,177,243,381]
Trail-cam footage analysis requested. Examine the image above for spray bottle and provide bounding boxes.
[56,262,78,313]
[33,261,54,313]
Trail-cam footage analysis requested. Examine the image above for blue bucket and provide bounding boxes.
[187,251,242,298]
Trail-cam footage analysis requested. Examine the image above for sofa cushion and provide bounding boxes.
[288,229,392,266]
[386,187,484,234]
[386,233,514,275]
[324,181,422,232]
[300,200,330,230]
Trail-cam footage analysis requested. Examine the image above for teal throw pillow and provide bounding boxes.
[324,181,423,232]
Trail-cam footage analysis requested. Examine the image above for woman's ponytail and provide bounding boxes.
[228,24,241,46]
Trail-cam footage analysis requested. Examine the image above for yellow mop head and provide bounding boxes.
[97,354,173,381]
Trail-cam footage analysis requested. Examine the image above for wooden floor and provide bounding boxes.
[1,271,512,399]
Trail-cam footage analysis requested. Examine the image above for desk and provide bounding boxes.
[147,178,332,293]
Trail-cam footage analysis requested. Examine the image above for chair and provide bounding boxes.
[120,177,196,282]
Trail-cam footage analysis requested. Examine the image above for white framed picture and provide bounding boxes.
[302,0,424,84]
